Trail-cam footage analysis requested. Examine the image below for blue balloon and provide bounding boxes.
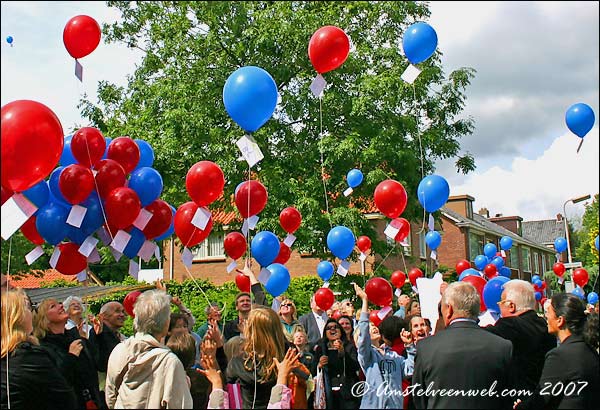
[533,279,543,288]
[59,135,77,166]
[128,167,163,207]
[48,166,70,206]
[402,22,438,64]
[134,139,155,170]
[595,235,599,251]
[265,263,291,297]
[491,256,505,269]
[474,255,488,271]
[22,180,50,212]
[483,243,498,258]
[554,237,567,253]
[67,225,90,245]
[36,202,70,245]
[459,268,480,281]
[565,103,595,138]
[483,276,510,313]
[317,261,334,281]
[417,174,450,213]
[534,291,542,301]
[572,287,585,300]
[154,205,176,241]
[346,169,363,188]
[251,231,280,266]
[223,66,278,133]
[79,193,104,236]
[499,236,513,251]
[587,291,599,305]
[425,231,442,250]
[499,266,512,278]
[531,274,540,283]
[101,137,112,160]
[123,228,146,259]
[6,36,13,44]
[327,226,356,260]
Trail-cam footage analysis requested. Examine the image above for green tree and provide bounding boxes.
[574,193,599,268]
[80,1,475,263]
[1,232,51,277]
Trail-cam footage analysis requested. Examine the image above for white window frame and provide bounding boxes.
[192,232,226,261]
[521,247,531,272]
[418,232,427,258]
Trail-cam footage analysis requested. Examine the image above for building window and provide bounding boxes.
[508,248,519,268]
[533,252,540,274]
[469,232,484,260]
[387,234,412,256]
[192,232,225,260]
[419,232,426,258]
[541,253,547,273]
[521,247,531,272]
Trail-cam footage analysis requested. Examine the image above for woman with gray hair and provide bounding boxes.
[105,290,192,409]
[63,295,92,338]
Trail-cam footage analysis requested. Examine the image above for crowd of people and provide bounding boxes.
[1,266,598,409]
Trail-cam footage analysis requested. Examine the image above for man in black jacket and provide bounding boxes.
[483,279,556,397]
[95,301,126,408]
[412,281,513,409]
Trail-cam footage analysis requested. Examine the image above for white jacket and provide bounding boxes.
[105,333,192,409]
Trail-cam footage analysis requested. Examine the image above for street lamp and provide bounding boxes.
[562,194,591,266]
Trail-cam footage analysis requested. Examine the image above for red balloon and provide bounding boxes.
[1,186,13,205]
[20,216,45,246]
[55,242,87,276]
[331,310,342,320]
[573,268,589,288]
[279,207,302,234]
[308,26,350,74]
[408,268,424,287]
[552,262,566,278]
[63,15,101,59]
[374,179,407,219]
[59,164,95,204]
[314,287,335,311]
[455,259,471,275]
[186,161,225,207]
[70,127,106,168]
[273,243,291,265]
[484,263,498,279]
[235,180,268,218]
[539,297,547,307]
[356,235,372,253]
[235,272,251,293]
[369,310,382,327]
[390,270,406,289]
[1,100,64,192]
[94,159,126,199]
[390,218,411,243]
[107,137,140,174]
[142,199,172,239]
[123,290,142,317]
[365,277,393,307]
[105,187,141,230]
[224,232,247,260]
[174,202,213,247]
[462,275,487,312]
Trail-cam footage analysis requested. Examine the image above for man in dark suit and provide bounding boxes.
[483,279,556,397]
[298,295,329,350]
[412,281,513,409]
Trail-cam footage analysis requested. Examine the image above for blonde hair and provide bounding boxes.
[1,289,38,358]
[32,298,59,340]
[224,335,245,362]
[279,298,298,320]
[243,307,286,382]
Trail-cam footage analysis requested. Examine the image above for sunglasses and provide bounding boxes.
[281,303,294,308]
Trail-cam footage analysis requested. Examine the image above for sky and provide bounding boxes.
[1,1,598,224]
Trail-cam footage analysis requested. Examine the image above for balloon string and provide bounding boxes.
[181,263,214,308]
[86,138,116,245]
[319,96,332,230]
[413,83,428,235]
[576,139,584,153]
[371,243,397,276]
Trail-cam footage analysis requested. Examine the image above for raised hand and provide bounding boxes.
[353,283,367,301]
[400,329,413,345]
[206,319,224,348]
[274,348,301,385]
[68,339,83,357]
[90,314,103,335]
[197,353,223,390]
[201,337,217,359]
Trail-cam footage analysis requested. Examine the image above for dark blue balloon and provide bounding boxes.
[79,193,104,236]
[128,167,163,207]
[565,103,595,138]
[500,236,513,251]
[587,291,599,305]
[48,166,70,206]
[59,135,77,166]
[154,205,176,241]
[67,225,90,245]
[483,276,510,313]
[36,202,70,245]
[6,36,13,44]
[491,256,505,269]
[458,268,480,281]
[134,139,155,170]
[101,137,112,160]
[265,263,291,297]
[402,22,438,64]
[22,180,50,211]
[123,228,146,259]
[554,237,567,253]
[251,231,280,266]
[533,279,543,288]
[317,261,334,281]
[483,243,497,258]
[417,174,449,213]
[499,266,512,278]
[474,255,488,271]
[534,291,542,301]
[531,275,540,283]
[346,169,363,188]
[571,287,585,300]
[223,66,278,133]
[595,235,599,251]
[425,231,442,250]
[327,226,355,260]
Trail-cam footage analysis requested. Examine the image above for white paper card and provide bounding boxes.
[191,207,211,230]
[97,227,112,245]
[428,214,435,232]
[416,272,443,332]
[377,306,393,319]
[25,246,45,265]
[133,208,153,230]
[343,187,353,197]
[283,233,296,247]
[241,220,249,237]
[500,250,506,258]
[154,246,161,261]
[384,223,400,240]
[401,64,421,84]
[110,247,122,262]
[66,205,87,228]
[182,247,193,268]
[322,281,330,288]
[110,230,131,253]
[246,215,258,230]
[227,260,237,273]
[258,268,271,285]
[337,260,350,277]
[310,74,327,97]
[478,310,498,327]
[412,285,419,294]
[138,241,158,262]
[78,236,99,257]
[76,270,88,282]
[1,194,37,240]
[88,247,101,263]
[129,260,139,280]
[75,59,83,82]
[236,135,264,168]
[558,276,564,285]
[430,250,437,260]
[400,239,410,247]
[359,252,367,262]
[49,247,61,269]
[395,288,402,298]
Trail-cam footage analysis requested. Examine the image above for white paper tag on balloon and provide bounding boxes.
[310,74,326,98]
[129,260,139,280]
[322,281,330,288]
[343,187,353,197]
[384,223,400,240]
[400,239,410,247]
[1,193,37,240]
[182,247,193,268]
[75,59,83,82]
[25,246,45,265]
[227,260,237,273]
[76,270,88,282]
[49,247,61,269]
[191,207,211,230]
[284,233,296,247]
[500,250,506,258]
[428,214,435,232]
[430,250,437,260]
[79,236,99,257]
[110,230,131,253]
[394,288,402,298]
[133,208,153,230]
[258,268,271,285]
[377,306,393,320]
[97,226,112,246]
[555,253,561,262]
[110,247,122,262]
[88,247,101,264]
[412,285,419,294]
[558,277,564,285]
[247,215,259,230]
[138,241,158,263]
[66,205,87,228]
[359,252,367,262]
[241,220,249,237]
[337,260,350,277]
[401,64,421,84]
[154,246,161,261]
[236,135,264,168]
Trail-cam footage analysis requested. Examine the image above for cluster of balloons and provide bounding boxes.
[63,15,101,60]
[530,274,547,303]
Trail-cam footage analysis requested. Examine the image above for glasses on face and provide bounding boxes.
[281,303,294,308]
[326,325,339,331]
[497,299,512,306]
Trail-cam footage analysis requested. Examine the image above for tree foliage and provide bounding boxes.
[574,193,599,269]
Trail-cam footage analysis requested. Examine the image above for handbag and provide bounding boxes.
[313,369,328,409]
[226,382,243,409]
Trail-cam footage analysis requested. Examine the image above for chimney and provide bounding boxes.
[446,195,475,219]
[478,208,490,218]
[556,213,563,222]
